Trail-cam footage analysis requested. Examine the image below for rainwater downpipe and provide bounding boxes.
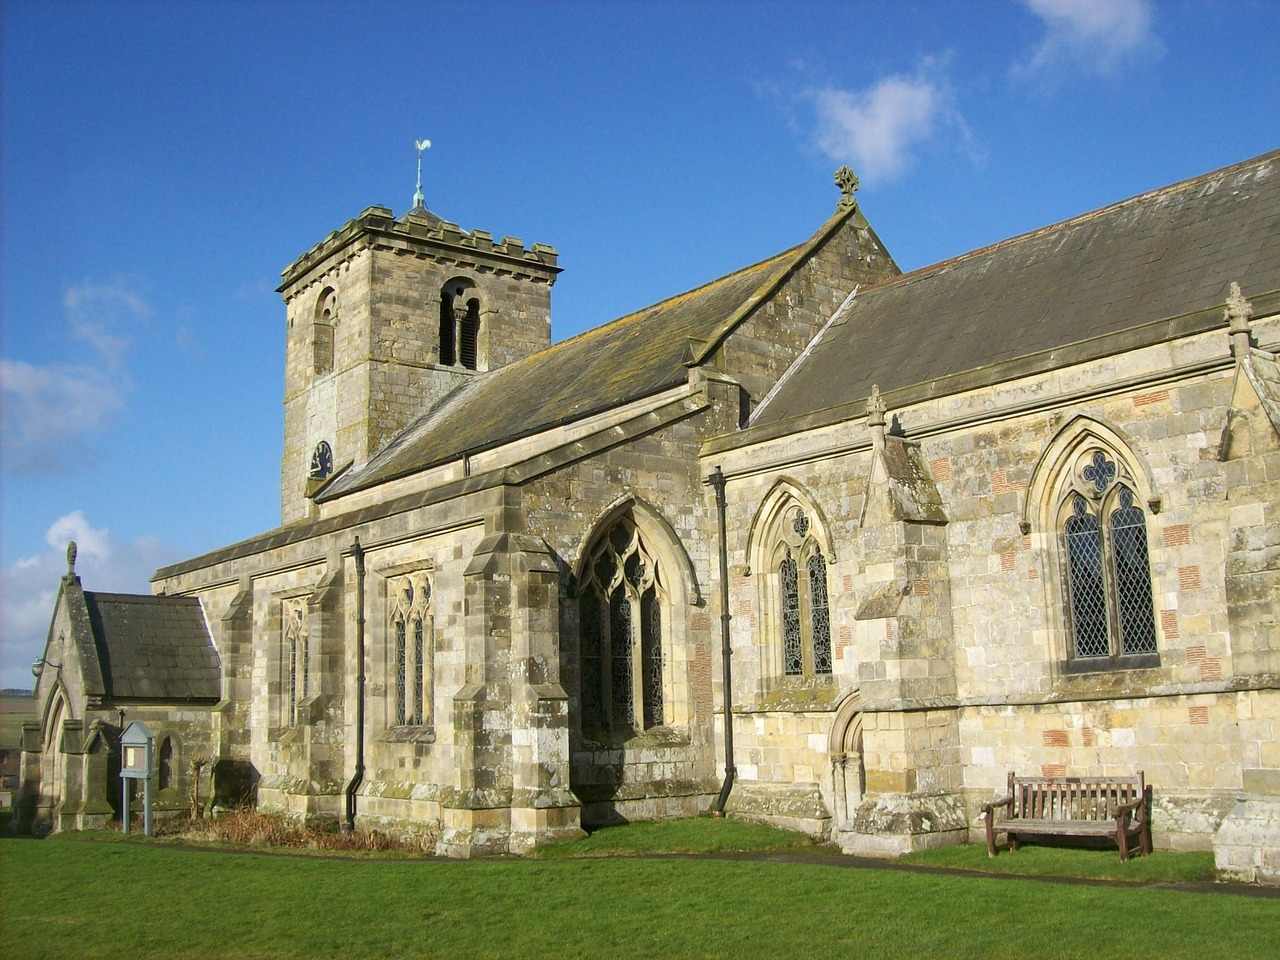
[707,466,736,816]
[343,537,366,831]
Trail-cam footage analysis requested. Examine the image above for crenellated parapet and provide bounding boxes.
[278,206,560,301]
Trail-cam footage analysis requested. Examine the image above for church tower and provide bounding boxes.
[277,202,561,524]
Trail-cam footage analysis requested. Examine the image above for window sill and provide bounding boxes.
[754,674,841,712]
[379,725,437,745]
[579,724,690,749]
[1063,653,1160,675]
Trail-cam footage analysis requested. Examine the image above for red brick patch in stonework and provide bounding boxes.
[1189,706,1210,725]
[1082,727,1094,747]
[843,575,853,592]
[913,579,930,595]
[1186,645,1206,664]
[1028,569,1039,580]
[1021,534,1031,551]
[1133,390,1171,407]
[1041,730,1070,747]
[1041,764,1067,778]
[930,457,953,482]
[1001,551,1016,572]
[691,613,710,631]
[737,599,752,616]
[1179,565,1202,590]
[1199,659,1222,682]
[836,625,852,656]
[1163,524,1191,547]
[1160,610,1180,639]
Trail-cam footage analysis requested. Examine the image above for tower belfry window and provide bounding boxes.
[439,280,481,370]
[313,289,337,375]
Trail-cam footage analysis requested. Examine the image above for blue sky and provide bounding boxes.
[2,0,1278,689]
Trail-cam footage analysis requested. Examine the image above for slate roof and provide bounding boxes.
[750,150,1280,429]
[82,592,220,701]
[321,240,811,498]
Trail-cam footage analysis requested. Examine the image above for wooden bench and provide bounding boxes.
[981,771,1151,860]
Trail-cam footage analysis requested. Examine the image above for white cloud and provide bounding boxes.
[44,511,111,561]
[1,280,146,475]
[63,281,147,369]
[1017,0,1162,79]
[0,512,182,690]
[0,358,125,473]
[810,66,961,184]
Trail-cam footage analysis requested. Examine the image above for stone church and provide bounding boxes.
[19,150,1280,880]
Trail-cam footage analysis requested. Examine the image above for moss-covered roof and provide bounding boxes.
[320,235,820,498]
[749,150,1280,430]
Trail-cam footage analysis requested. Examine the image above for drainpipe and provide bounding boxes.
[343,537,366,831]
[706,466,736,816]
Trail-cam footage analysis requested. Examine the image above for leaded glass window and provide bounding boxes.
[772,501,834,677]
[578,514,666,734]
[389,572,434,727]
[809,548,833,674]
[1060,450,1157,666]
[781,550,802,675]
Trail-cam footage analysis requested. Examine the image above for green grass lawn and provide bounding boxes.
[900,840,1219,884]
[4,830,1275,960]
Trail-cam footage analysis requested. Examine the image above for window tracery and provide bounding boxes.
[579,515,666,733]
[389,572,433,727]
[1059,448,1157,665]
[773,502,833,677]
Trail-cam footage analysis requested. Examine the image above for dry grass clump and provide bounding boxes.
[158,809,436,854]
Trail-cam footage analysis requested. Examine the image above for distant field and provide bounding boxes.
[0,692,37,748]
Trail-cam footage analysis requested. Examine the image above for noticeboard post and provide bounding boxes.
[120,720,155,836]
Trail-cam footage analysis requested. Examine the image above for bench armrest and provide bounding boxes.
[1113,794,1146,822]
[981,795,1014,817]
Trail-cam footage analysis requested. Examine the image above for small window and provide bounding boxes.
[158,737,174,790]
[439,280,481,370]
[313,289,337,374]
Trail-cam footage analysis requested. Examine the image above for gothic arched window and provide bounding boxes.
[579,515,665,733]
[389,572,433,727]
[775,504,833,677]
[1060,450,1157,665]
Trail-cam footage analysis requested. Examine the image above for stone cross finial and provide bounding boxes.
[66,540,77,576]
[1224,281,1254,359]
[835,166,860,209]
[867,384,887,450]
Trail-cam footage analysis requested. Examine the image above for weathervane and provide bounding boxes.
[413,138,431,210]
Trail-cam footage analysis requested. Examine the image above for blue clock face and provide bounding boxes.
[309,441,333,479]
